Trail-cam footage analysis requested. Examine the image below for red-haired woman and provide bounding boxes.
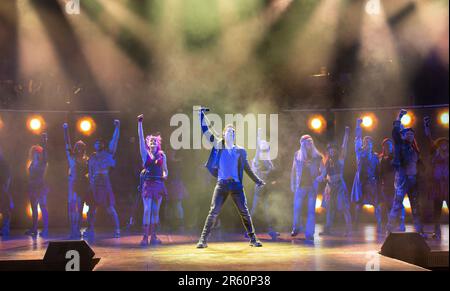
[137,114,168,246]
[25,132,49,237]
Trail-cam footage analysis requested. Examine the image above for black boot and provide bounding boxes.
[196,237,208,248]
[249,234,263,247]
[149,224,161,245]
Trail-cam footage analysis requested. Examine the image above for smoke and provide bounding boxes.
[0,0,448,230]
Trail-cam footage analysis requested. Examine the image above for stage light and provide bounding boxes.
[80,120,92,132]
[311,118,322,129]
[360,113,378,131]
[362,116,373,128]
[82,203,89,220]
[401,113,413,127]
[403,197,412,214]
[308,116,326,133]
[0,115,4,131]
[365,0,381,15]
[77,117,96,136]
[29,118,41,131]
[363,204,375,213]
[439,111,449,127]
[315,194,324,214]
[27,116,45,134]
[27,203,42,220]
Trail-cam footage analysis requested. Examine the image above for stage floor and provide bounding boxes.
[0,224,448,271]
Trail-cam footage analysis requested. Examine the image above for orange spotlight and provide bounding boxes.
[27,203,42,220]
[401,112,414,127]
[403,197,412,214]
[361,113,377,130]
[439,110,449,127]
[308,115,326,133]
[82,203,89,221]
[315,194,324,214]
[0,115,4,131]
[363,204,375,214]
[77,117,96,136]
[27,116,45,134]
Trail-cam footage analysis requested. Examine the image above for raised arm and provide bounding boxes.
[41,132,48,164]
[355,118,363,159]
[137,115,147,166]
[63,123,72,160]
[392,109,407,145]
[340,126,350,161]
[423,116,434,145]
[108,119,120,155]
[199,108,219,147]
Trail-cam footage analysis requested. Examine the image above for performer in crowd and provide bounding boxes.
[63,123,89,239]
[318,126,352,236]
[386,110,426,238]
[25,132,49,237]
[83,119,121,238]
[250,128,279,241]
[291,134,323,241]
[379,138,405,231]
[351,118,382,233]
[137,114,168,246]
[424,116,449,239]
[0,148,12,239]
[196,107,265,249]
[166,150,188,232]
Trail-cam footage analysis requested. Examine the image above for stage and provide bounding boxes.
[0,224,447,271]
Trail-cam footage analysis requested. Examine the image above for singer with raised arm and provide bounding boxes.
[196,106,265,249]
[137,114,168,246]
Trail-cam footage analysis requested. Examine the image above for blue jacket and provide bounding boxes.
[200,112,263,185]
[392,120,423,172]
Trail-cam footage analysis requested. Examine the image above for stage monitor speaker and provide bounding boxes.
[43,240,99,271]
[380,232,430,268]
[0,240,100,271]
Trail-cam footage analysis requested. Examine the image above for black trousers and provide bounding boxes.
[199,181,255,240]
